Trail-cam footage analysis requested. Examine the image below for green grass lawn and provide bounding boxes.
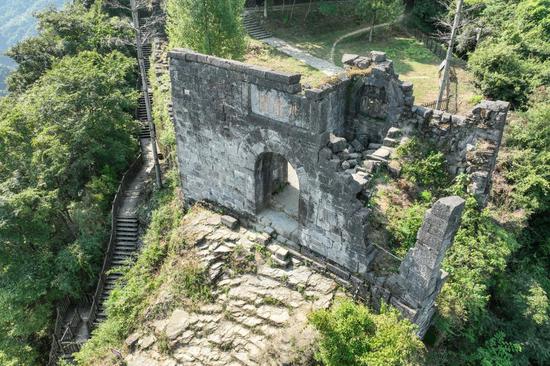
[260,10,478,111]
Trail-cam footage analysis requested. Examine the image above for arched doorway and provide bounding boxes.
[255,152,301,239]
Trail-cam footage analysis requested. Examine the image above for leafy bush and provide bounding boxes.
[500,98,550,214]
[472,332,522,366]
[309,298,425,366]
[319,3,338,17]
[386,202,427,257]
[468,43,535,107]
[397,138,450,191]
[467,0,550,109]
[435,197,519,358]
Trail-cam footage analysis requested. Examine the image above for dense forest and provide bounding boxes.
[0,1,139,364]
[0,0,548,365]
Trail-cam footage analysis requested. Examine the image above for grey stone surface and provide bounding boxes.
[221,215,239,230]
[123,208,339,366]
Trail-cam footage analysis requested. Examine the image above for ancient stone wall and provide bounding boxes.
[389,196,465,336]
[169,48,508,335]
[169,49,373,276]
[409,102,509,206]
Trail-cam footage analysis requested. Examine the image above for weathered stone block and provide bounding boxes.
[329,133,347,153]
[221,215,239,230]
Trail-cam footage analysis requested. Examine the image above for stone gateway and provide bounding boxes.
[169,49,508,336]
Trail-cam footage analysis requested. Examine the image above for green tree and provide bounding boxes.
[167,0,246,59]
[0,50,137,365]
[355,0,404,42]
[6,2,133,93]
[467,0,550,108]
[309,298,425,366]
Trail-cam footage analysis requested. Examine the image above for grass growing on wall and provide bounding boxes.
[148,46,176,166]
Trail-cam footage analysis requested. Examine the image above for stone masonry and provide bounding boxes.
[169,48,508,335]
[388,196,466,336]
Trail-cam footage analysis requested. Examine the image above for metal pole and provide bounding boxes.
[131,0,163,188]
[436,0,463,110]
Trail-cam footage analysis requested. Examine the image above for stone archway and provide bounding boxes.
[255,152,300,218]
[255,152,302,241]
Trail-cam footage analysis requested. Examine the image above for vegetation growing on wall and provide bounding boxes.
[148,45,177,164]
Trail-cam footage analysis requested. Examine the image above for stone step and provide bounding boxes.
[117,217,138,223]
[116,243,137,249]
[383,137,399,147]
[117,226,138,232]
[386,127,402,139]
[116,222,138,229]
[366,147,393,163]
[114,245,136,251]
[113,253,133,260]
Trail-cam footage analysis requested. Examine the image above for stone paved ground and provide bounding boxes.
[124,207,342,366]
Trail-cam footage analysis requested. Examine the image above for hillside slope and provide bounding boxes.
[0,0,66,94]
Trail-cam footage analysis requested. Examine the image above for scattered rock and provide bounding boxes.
[329,133,347,153]
[139,334,156,350]
[370,51,386,62]
[221,215,238,230]
[165,309,191,340]
[125,332,140,348]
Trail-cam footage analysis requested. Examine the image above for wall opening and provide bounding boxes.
[255,152,301,240]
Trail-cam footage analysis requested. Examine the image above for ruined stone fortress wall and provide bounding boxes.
[169,49,509,336]
[169,49,371,276]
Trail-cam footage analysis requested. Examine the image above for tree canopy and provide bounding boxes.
[0,3,138,364]
[167,0,246,59]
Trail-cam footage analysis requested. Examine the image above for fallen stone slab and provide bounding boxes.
[341,53,359,65]
[221,215,239,230]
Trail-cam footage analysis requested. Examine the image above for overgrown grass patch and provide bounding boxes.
[262,10,477,108]
[243,39,329,88]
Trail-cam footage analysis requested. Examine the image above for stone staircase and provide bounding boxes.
[243,12,272,40]
[93,216,139,326]
[137,94,153,139]
[138,42,153,140]
[48,10,157,366]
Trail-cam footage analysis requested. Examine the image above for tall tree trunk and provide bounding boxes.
[369,11,376,42]
[290,0,297,20]
[264,0,268,18]
[305,0,313,20]
[436,0,463,110]
[130,0,162,188]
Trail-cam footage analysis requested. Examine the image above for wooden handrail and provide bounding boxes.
[87,153,144,331]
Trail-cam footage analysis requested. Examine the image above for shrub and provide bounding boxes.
[309,298,425,366]
[386,202,427,257]
[397,138,449,191]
